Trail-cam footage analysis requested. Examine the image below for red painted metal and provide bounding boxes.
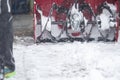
[115,0,120,42]
[35,0,117,16]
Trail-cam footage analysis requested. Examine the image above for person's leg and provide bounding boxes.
[0,13,15,73]
[0,19,5,62]
[4,14,15,71]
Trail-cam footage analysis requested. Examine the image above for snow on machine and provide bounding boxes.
[33,0,119,43]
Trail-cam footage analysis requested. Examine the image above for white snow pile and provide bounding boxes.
[99,3,116,30]
[6,35,120,80]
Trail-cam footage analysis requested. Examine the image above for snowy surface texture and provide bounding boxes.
[6,35,120,80]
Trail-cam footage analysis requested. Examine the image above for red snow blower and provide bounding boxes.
[33,0,120,43]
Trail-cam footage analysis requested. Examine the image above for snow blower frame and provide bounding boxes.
[34,0,119,43]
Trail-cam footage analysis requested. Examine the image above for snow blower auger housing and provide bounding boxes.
[33,0,120,43]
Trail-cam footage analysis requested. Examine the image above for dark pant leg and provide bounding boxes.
[0,13,15,71]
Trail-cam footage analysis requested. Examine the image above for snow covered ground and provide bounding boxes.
[5,35,120,80]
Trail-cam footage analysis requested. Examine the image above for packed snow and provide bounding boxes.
[5,35,120,80]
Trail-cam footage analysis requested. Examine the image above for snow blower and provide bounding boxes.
[33,0,119,43]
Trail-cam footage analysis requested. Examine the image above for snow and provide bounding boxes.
[99,3,116,30]
[6,35,120,80]
[99,12,110,30]
[107,3,117,13]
